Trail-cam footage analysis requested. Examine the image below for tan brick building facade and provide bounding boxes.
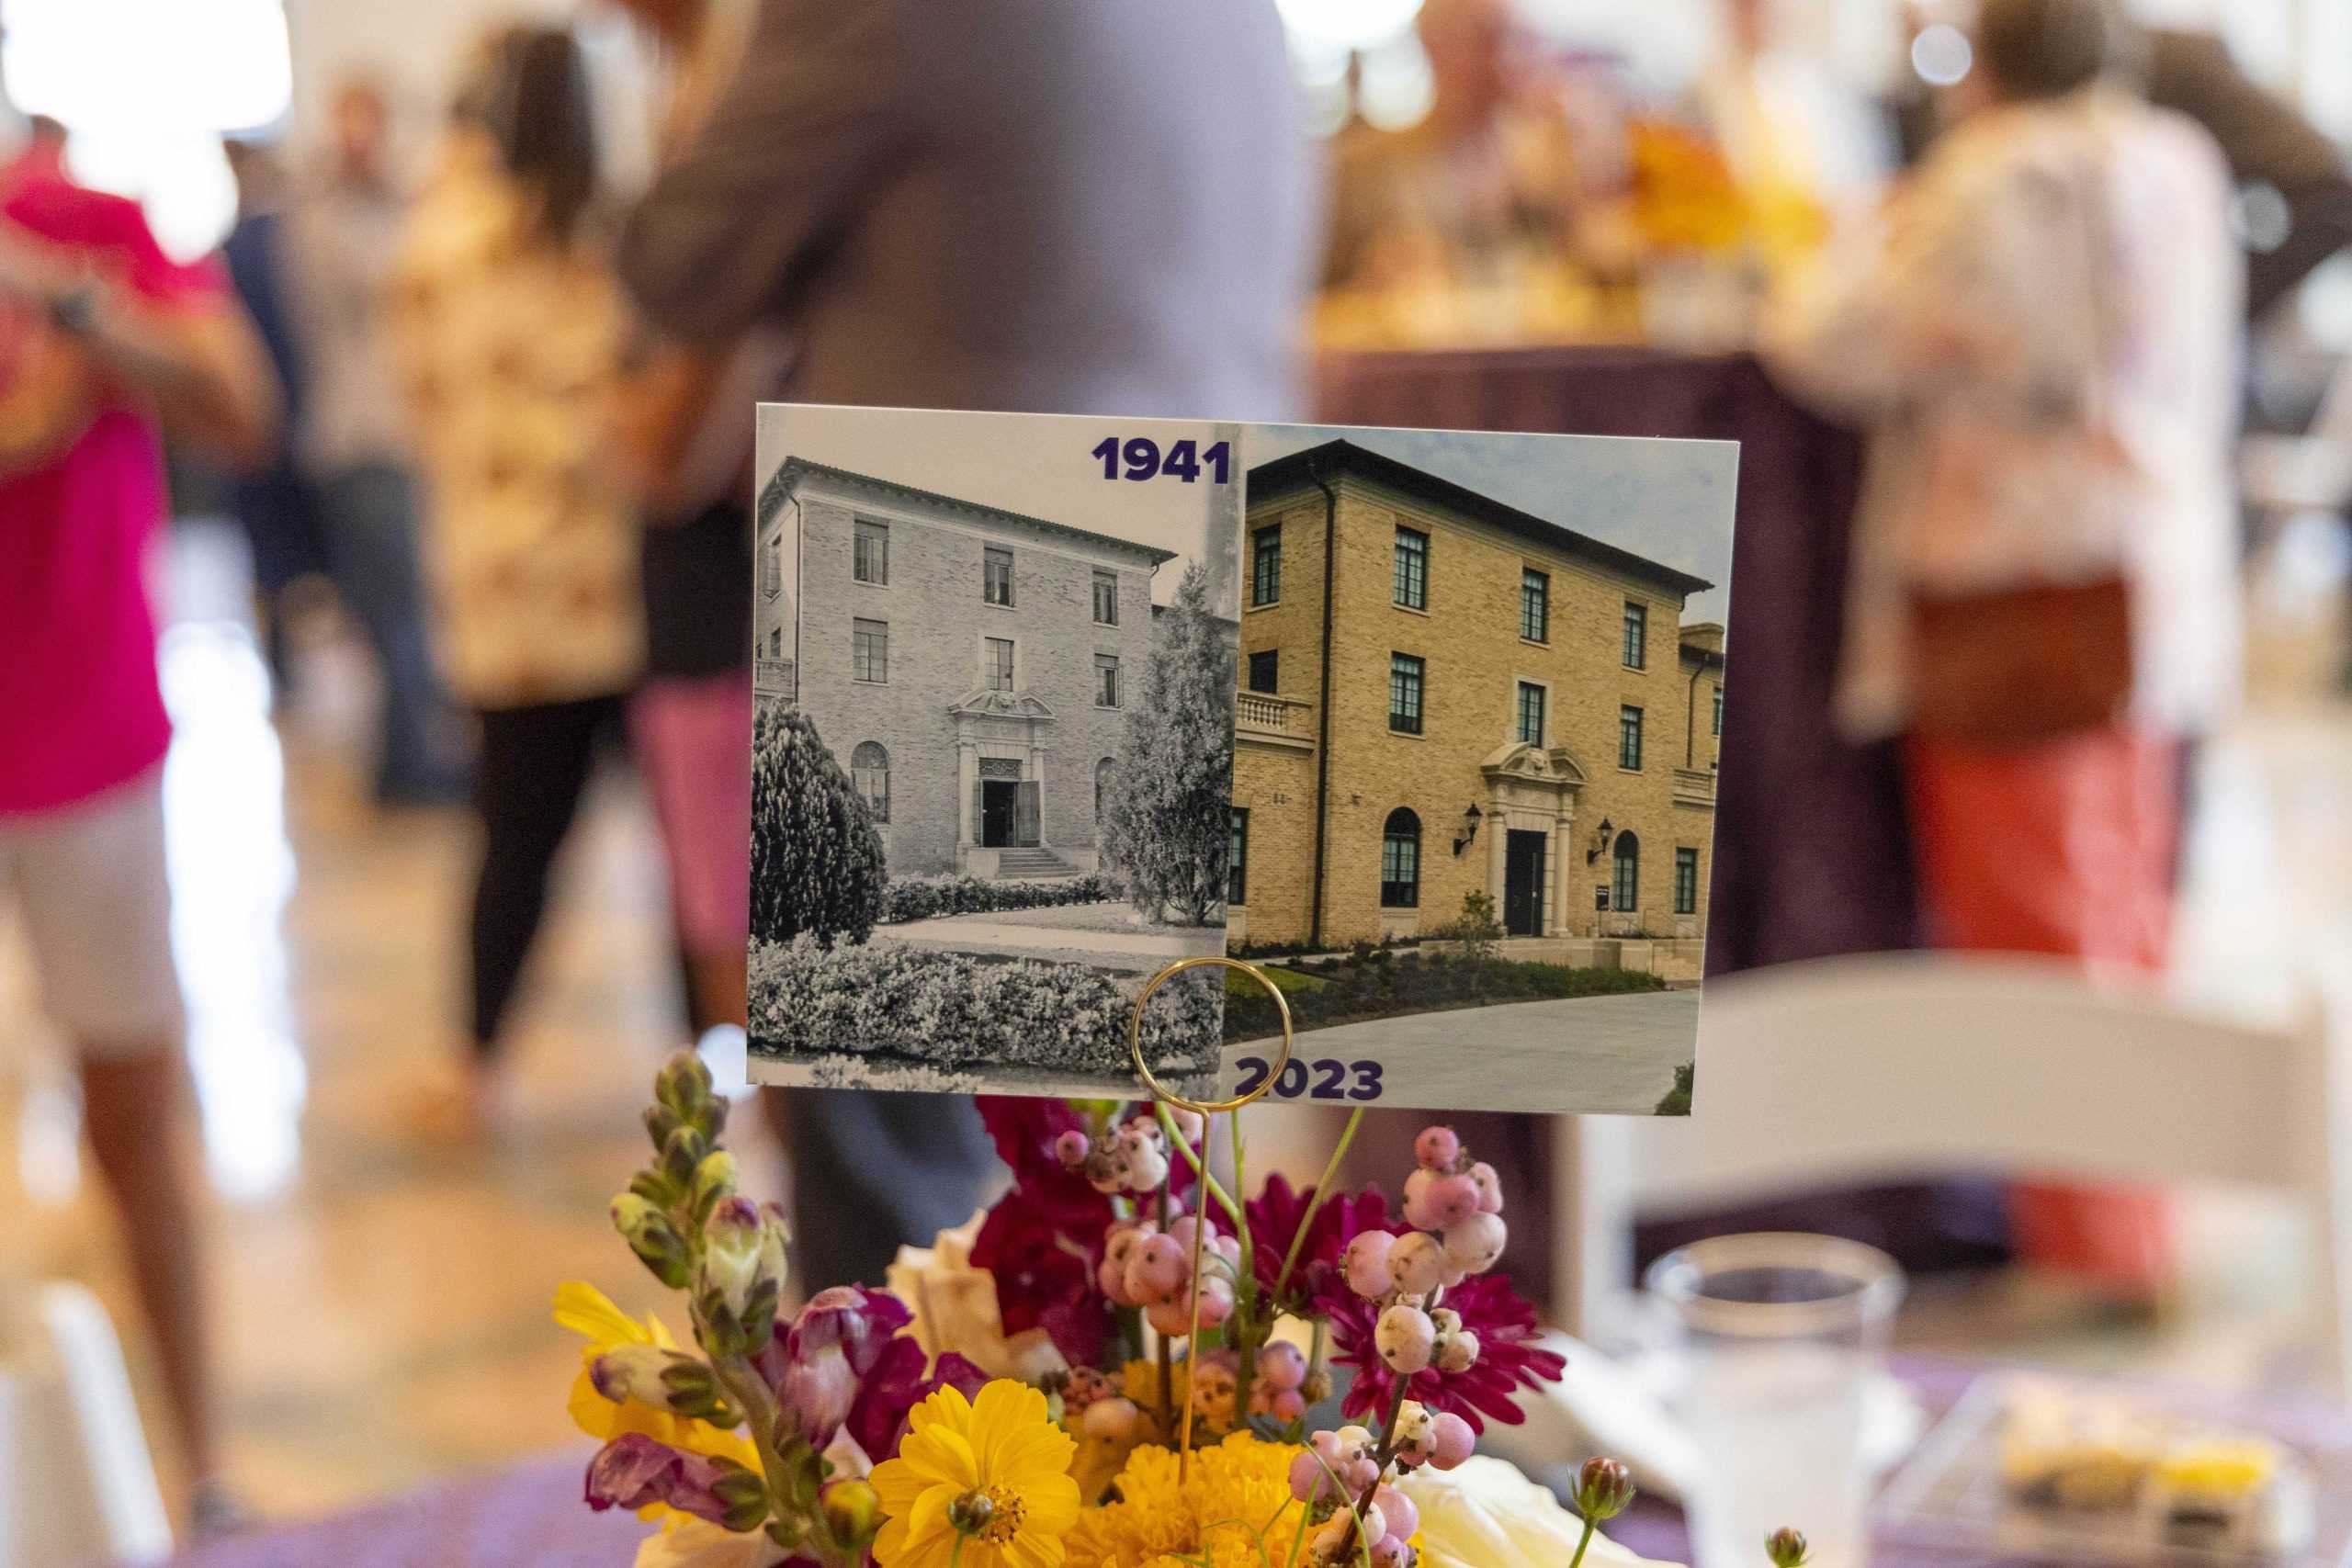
[1228,440,1724,951]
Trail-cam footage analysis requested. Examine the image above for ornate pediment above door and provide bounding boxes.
[947,689,1057,722]
[1479,740,1588,793]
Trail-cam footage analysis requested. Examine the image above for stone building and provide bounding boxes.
[1228,440,1724,950]
[758,458,1174,878]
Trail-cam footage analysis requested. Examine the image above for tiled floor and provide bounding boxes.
[1,516,2345,1534]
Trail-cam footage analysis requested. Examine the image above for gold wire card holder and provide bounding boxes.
[1127,955,1295,1479]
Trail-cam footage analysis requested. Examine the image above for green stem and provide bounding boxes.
[1227,1109,1259,1425]
[1156,1102,1246,1227]
[1156,1180,1176,1439]
[1568,1515,1598,1568]
[1272,1106,1366,1306]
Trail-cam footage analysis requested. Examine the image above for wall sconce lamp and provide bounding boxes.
[1453,803,1482,856]
[1585,817,1616,864]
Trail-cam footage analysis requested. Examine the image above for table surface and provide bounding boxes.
[162,1357,2352,1568]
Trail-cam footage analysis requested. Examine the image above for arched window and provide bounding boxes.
[1095,757,1117,823]
[1381,807,1421,908]
[851,741,889,823]
[1612,830,1640,913]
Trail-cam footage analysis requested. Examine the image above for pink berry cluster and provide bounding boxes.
[1340,1126,1506,1377]
[1100,1213,1239,1337]
[1284,1401,1474,1567]
[1054,1108,1202,1197]
[1059,1365,1144,1442]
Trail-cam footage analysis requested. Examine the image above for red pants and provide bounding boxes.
[1905,729,2181,1292]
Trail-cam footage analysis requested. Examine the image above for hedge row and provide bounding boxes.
[750,935,1218,1078]
[879,874,1116,925]
[1224,950,1666,1041]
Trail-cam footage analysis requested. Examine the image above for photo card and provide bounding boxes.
[748,405,1736,1115]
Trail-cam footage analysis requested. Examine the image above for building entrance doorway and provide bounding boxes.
[1503,829,1547,937]
[979,779,1041,848]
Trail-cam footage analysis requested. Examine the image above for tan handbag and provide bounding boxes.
[1905,141,2139,749]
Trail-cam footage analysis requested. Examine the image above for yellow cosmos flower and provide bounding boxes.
[871,1380,1081,1568]
[553,1280,760,1522]
[1066,1432,1316,1568]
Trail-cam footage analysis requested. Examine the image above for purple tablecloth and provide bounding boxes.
[1316,345,1920,976]
[161,1359,2352,1568]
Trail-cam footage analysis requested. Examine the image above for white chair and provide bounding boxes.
[0,1280,174,1566]
[1555,953,2352,1395]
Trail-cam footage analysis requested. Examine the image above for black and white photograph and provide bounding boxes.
[748,405,1240,1097]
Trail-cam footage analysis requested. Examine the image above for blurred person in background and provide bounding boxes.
[1321,0,1586,299]
[391,26,643,1135]
[290,76,469,807]
[616,0,1316,1288]
[600,0,774,1041]
[1766,0,2242,1301]
[220,137,328,697]
[0,113,278,1529]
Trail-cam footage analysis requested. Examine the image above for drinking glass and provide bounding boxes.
[1644,1233,1905,1568]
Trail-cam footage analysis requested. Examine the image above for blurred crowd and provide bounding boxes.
[4,0,2349,1534]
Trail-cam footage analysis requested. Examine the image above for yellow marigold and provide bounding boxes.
[871,1379,1080,1568]
[1066,1432,1315,1568]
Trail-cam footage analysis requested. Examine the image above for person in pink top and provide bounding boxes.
[0,118,277,1529]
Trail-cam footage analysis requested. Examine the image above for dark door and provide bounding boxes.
[1503,829,1546,937]
[982,780,1018,847]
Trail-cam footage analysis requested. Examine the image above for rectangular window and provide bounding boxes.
[1096,652,1121,708]
[1623,602,1647,669]
[1619,705,1644,770]
[1516,681,1545,747]
[1248,649,1280,694]
[1228,809,1249,906]
[1393,525,1429,610]
[1713,684,1723,737]
[1521,568,1548,642]
[1389,653,1424,735]
[761,539,781,598]
[1251,525,1282,605]
[1615,846,1640,912]
[983,546,1014,606]
[1675,848,1700,915]
[854,520,888,584]
[1092,569,1118,626]
[984,637,1014,692]
[853,618,888,683]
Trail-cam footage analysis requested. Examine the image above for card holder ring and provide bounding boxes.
[1127,955,1295,1117]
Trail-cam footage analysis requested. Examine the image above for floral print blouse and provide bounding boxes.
[391,131,643,709]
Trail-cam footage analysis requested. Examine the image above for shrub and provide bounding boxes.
[879,874,1115,924]
[1103,561,1234,926]
[750,700,886,947]
[1654,1061,1695,1116]
[1222,951,1666,1041]
[750,936,1221,1079]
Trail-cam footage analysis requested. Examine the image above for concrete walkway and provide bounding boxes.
[875,913,1222,974]
[1223,987,1699,1115]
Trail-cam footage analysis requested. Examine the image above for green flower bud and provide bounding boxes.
[662,1123,711,1187]
[645,1103,684,1156]
[697,1196,786,1356]
[1766,1528,1809,1566]
[709,1461,771,1533]
[656,1048,714,1119]
[611,1192,694,1289]
[1576,1456,1635,1522]
[820,1477,884,1547]
[690,1149,739,1221]
[628,1168,680,1209]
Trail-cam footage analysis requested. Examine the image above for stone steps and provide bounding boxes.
[994,847,1079,878]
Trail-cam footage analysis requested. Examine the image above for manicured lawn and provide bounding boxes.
[1226,964,1329,997]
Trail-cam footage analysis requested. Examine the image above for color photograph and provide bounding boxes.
[1221,424,1737,1114]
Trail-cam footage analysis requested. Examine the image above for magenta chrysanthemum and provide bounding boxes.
[1329,1272,1566,1431]
[1245,1173,1407,1315]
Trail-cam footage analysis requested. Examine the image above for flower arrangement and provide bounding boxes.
[562,1051,1809,1568]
